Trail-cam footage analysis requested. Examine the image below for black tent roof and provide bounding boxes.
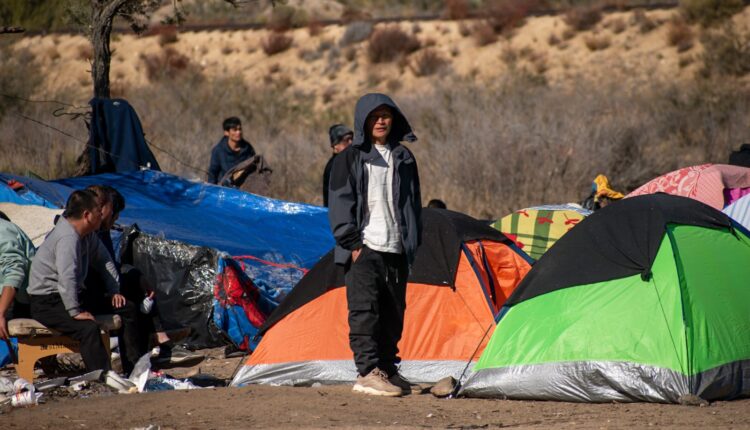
[504,193,734,307]
[259,208,515,335]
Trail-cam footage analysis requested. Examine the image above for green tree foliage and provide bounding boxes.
[0,0,87,31]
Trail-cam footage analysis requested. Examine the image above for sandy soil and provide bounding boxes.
[2,347,750,429]
[3,381,750,429]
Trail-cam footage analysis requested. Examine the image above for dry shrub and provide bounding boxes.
[458,22,471,37]
[156,26,179,46]
[700,25,750,77]
[609,17,627,34]
[473,21,499,46]
[0,43,43,119]
[631,9,658,33]
[386,78,402,93]
[584,34,611,51]
[141,47,193,81]
[344,47,357,61]
[395,78,750,217]
[46,46,61,61]
[667,18,695,52]
[367,26,421,63]
[484,0,535,35]
[77,44,93,61]
[340,21,373,46]
[268,5,308,32]
[410,48,448,77]
[679,55,694,68]
[443,0,470,20]
[308,19,323,37]
[564,4,603,32]
[341,5,370,23]
[262,32,294,56]
[680,0,744,28]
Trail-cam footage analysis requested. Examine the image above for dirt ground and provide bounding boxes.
[2,347,750,429]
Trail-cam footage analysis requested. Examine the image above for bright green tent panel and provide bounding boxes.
[474,236,689,373]
[669,225,750,374]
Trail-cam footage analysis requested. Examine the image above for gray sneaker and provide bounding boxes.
[352,368,403,397]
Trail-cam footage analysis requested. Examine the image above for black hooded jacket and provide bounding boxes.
[327,93,422,266]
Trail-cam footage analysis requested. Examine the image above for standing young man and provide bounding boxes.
[328,93,422,397]
[207,117,256,186]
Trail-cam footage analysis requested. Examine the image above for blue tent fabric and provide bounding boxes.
[87,98,161,174]
[0,178,65,208]
[0,171,334,351]
[0,170,333,271]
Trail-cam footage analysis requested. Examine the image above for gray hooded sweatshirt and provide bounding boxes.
[327,93,422,266]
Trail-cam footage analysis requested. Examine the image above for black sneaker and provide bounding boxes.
[151,344,204,369]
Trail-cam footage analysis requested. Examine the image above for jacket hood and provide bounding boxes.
[353,93,417,148]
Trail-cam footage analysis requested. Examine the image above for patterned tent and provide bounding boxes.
[493,204,591,261]
[627,164,750,210]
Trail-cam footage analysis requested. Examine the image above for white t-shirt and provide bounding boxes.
[362,144,402,253]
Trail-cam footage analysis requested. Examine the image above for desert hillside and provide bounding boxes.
[10,6,750,107]
[2,4,749,217]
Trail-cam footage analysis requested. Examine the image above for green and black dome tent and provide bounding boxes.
[461,194,750,403]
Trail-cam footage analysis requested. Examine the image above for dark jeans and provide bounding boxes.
[344,246,408,377]
[29,294,111,372]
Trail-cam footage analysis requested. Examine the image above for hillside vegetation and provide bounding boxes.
[1,2,749,217]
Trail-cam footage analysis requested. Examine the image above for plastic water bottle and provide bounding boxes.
[140,296,154,314]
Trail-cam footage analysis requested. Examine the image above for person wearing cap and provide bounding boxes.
[323,124,354,207]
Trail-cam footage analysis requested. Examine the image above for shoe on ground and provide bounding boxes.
[388,372,415,395]
[151,344,205,369]
[352,368,403,397]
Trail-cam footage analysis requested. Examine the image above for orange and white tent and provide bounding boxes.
[231,209,533,386]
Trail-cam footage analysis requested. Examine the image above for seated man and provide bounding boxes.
[207,116,257,187]
[27,190,134,374]
[86,185,203,368]
[0,210,36,340]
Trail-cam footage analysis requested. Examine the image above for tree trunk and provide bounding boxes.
[90,0,127,99]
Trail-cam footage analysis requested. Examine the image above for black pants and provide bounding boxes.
[78,288,142,374]
[345,247,408,377]
[30,294,110,372]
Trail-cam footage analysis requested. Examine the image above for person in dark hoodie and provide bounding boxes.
[207,117,256,186]
[328,93,422,397]
[323,124,354,207]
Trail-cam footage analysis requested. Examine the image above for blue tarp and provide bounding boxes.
[0,170,334,270]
